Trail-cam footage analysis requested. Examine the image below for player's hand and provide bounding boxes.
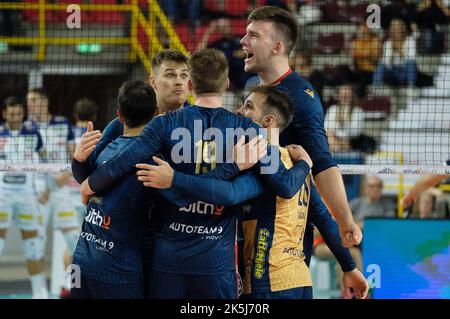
[401,190,416,208]
[136,157,174,189]
[74,121,101,163]
[342,268,369,299]
[234,135,267,171]
[285,144,313,168]
[38,190,50,204]
[339,219,363,247]
[80,178,95,205]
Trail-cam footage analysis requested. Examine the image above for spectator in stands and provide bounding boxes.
[349,22,382,98]
[324,84,364,152]
[373,19,417,88]
[416,0,448,54]
[295,0,322,26]
[197,18,249,91]
[350,176,396,228]
[417,0,449,29]
[264,0,296,12]
[380,0,418,33]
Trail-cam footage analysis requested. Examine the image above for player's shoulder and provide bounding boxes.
[280,73,323,117]
[153,107,184,123]
[283,72,317,99]
[145,108,186,132]
[219,107,260,127]
[278,71,318,101]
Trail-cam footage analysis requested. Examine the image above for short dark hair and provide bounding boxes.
[27,88,48,100]
[4,96,23,108]
[248,6,298,56]
[74,98,98,121]
[117,80,157,128]
[188,48,229,95]
[248,85,293,131]
[151,49,188,72]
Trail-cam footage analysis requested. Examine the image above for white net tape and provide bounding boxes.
[0,163,449,175]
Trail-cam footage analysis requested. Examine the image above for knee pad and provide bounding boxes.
[63,230,80,254]
[23,236,45,261]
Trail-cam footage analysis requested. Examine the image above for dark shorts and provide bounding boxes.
[242,286,313,299]
[71,274,145,299]
[147,269,239,299]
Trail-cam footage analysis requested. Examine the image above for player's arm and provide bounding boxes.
[86,115,167,193]
[402,174,449,207]
[308,183,356,273]
[72,118,123,183]
[167,170,264,206]
[255,144,311,199]
[137,153,265,206]
[200,134,268,182]
[292,89,361,246]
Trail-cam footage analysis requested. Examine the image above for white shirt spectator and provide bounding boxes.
[382,36,416,66]
[324,104,365,139]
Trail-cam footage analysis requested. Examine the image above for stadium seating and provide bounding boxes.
[23,0,126,24]
[91,0,126,25]
[314,32,345,54]
[361,96,391,117]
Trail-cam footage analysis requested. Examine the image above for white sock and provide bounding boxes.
[30,273,49,299]
[0,238,5,258]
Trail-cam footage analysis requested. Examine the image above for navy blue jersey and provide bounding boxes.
[171,149,355,292]
[72,134,196,283]
[245,72,337,177]
[73,136,153,284]
[245,72,355,273]
[0,120,43,154]
[82,106,266,275]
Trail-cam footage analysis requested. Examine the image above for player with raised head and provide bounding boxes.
[149,49,190,114]
[75,49,191,163]
[0,96,48,299]
[241,6,362,248]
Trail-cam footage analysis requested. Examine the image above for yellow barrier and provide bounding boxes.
[0,0,189,73]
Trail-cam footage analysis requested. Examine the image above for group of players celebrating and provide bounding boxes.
[67,6,370,299]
